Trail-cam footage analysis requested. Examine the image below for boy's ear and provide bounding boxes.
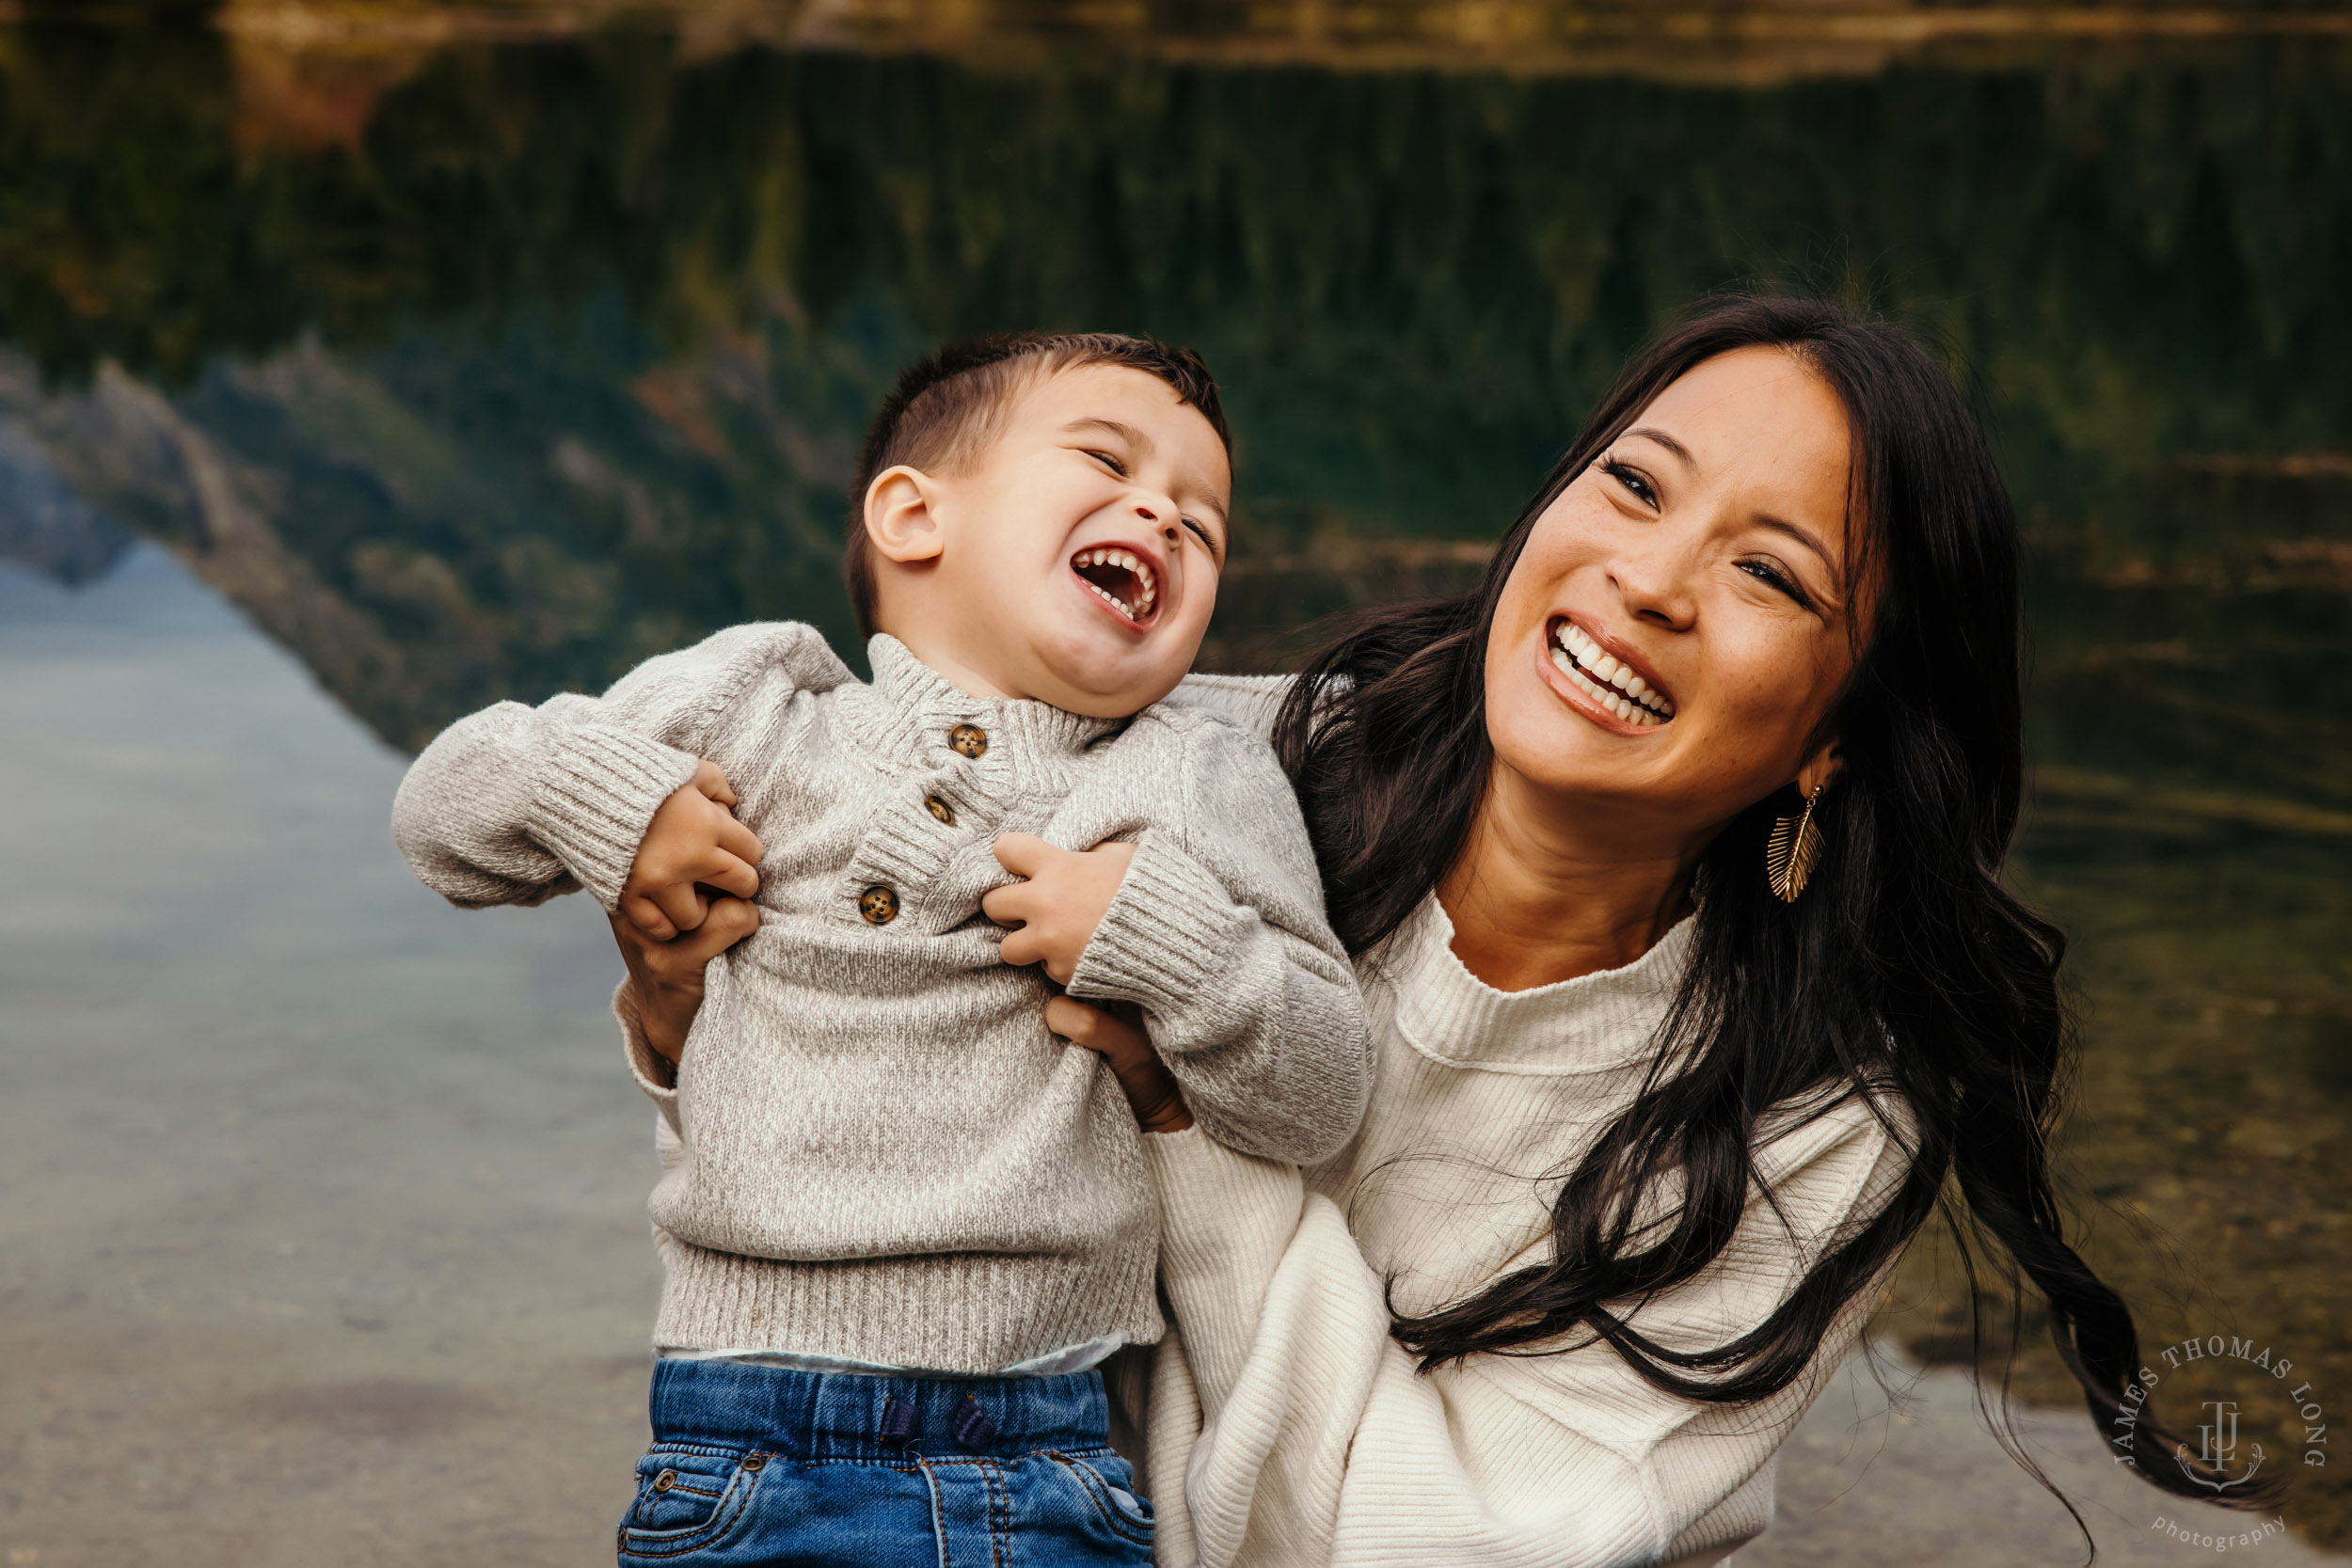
[864,467,946,564]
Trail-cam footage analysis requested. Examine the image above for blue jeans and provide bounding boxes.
[616,1358,1155,1566]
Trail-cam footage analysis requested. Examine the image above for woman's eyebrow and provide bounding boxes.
[1756,514,1839,578]
[1622,425,1696,470]
[1624,423,1837,581]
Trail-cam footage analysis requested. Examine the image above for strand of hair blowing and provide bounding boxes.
[1271,297,2279,1530]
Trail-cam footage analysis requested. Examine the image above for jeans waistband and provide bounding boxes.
[648,1357,1110,1462]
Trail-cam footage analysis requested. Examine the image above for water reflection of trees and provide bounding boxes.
[1,26,2346,734]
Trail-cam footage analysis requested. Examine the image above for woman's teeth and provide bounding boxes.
[1073,547,1157,621]
[1550,623,1676,726]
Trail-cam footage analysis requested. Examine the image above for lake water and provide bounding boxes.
[0,9,2346,1563]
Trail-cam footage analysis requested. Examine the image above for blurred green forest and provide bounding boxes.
[2,27,2348,748]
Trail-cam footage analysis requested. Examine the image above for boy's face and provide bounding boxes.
[865,363,1232,718]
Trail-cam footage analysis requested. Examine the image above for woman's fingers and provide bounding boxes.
[639,899,757,979]
[608,910,688,1065]
[1045,996,1145,1063]
[619,892,679,942]
[622,895,758,984]
[669,895,759,964]
[648,879,710,934]
[1044,998,1192,1134]
[609,897,758,1068]
[610,905,660,966]
[1045,995,1111,1048]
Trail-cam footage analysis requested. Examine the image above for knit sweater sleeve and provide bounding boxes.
[1166,673,1293,741]
[1066,716,1373,1167]
[1141,1090,1914,1568]
[391,622,843,911]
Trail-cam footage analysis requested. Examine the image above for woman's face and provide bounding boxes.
[1484,345,1866,847]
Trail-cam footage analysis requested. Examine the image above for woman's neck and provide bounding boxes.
[1437,764,1703,993]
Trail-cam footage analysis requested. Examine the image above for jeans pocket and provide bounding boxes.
[1050,1449,1155,1544]
[618,1443,767,1558]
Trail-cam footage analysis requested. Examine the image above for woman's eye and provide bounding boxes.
[1599,458,1657,509]
[1739,558,1812,607]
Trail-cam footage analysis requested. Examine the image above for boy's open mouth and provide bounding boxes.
[1072,546,1160,625]
[1549,618,1677,727]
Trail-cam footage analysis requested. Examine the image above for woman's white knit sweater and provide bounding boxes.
[1134,893,1914,1568]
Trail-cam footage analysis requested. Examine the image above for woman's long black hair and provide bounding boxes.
[1273,296,2277,1519]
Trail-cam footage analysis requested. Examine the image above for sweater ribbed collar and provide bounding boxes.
[834,634,1126,782]
[1385,893,1695,1076]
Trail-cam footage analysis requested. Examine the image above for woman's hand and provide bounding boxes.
[1045,996,1194,1134]
[609,895,759,1068]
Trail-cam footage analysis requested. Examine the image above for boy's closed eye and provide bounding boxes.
[1071,430,1227,565]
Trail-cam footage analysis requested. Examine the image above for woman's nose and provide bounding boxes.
[1611,549,1699,630]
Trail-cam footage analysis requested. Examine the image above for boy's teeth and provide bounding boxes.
[1075,546,1157,615]
[1083,579,1138,620]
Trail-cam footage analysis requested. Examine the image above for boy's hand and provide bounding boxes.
[620,759,764,941]
[983,833,1136,985]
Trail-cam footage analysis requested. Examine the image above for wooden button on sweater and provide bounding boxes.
[949,723,988,758]
[925,796,957,826]
[857,885,899,925]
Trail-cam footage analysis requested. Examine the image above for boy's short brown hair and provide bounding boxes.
[845,332,1232,639]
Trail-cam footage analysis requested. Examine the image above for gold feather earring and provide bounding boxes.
[1766,784,1828,903]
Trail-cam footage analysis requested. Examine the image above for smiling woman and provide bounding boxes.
[1491,347,1861,849]
[1023,296,2290,1566]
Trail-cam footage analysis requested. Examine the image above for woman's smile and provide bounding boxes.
[1542,615,1677,731]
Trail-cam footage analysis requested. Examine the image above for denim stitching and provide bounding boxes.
[642,1441,749,1463]
[987,1459,1009,1568]
[803,1459,925,1473]
[919,1457,950,1568]
[1045,1451,1155,1545]
[620,1453,767,1560]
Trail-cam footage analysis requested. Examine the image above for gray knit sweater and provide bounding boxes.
[391,626,1371,1372]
